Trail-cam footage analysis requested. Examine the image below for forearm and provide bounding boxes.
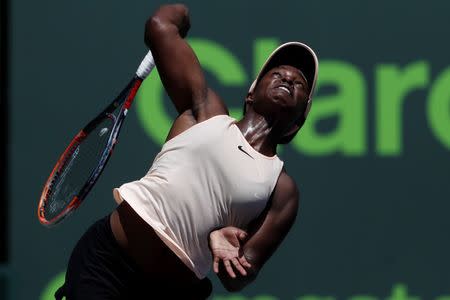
[143,4,207,114]
[145,4,190,47]
[214,201,296,291]
[210,173,300,292]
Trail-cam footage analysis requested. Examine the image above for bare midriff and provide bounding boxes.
[109,201,202,286]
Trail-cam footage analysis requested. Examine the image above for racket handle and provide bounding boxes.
[136,50,156,79]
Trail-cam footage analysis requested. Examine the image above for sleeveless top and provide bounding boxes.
[113,114,284,278]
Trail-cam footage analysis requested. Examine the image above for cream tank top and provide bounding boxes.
[113,114,284,278]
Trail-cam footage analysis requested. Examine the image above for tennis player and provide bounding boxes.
[56,3,318,299]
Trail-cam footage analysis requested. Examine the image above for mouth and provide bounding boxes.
[275,85,292,96]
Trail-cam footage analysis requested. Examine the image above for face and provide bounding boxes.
[249,65,309,125]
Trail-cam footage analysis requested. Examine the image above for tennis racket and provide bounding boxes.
[38,51,156,226]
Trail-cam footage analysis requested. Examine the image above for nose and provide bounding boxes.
[281,71,296,85]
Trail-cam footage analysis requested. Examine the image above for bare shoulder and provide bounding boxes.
[165,88,229,142]
[273,169,299,206]
[268,169,300,223]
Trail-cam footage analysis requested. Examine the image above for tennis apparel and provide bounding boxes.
[113,114,284,279]
[55,215,212,300]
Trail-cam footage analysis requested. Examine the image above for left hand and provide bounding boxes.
[209,226,252,278]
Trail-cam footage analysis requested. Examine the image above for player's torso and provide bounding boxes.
[148,114,284,229]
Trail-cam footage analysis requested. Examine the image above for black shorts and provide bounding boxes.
[55,215,212,300]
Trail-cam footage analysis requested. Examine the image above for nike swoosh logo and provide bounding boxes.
[238,145,254,159]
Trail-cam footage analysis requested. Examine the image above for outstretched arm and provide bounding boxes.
[210,171,299,291]
[145,4,226,120]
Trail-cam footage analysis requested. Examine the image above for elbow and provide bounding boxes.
[144,15,170,48]
[144,4,189,47]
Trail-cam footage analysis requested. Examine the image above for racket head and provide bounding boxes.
[37,77,142,226]
[38,113,118,226]
[37,51,152,226]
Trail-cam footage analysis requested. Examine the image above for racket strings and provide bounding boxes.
[44,116,115,220]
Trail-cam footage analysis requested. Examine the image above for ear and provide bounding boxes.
[246,91,255,102]
[243,92,255,115]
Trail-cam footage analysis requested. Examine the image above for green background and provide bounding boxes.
[6,0,450,299]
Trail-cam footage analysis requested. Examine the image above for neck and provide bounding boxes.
[235,111,280,157]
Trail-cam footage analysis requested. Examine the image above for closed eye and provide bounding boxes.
[294,81,304,88]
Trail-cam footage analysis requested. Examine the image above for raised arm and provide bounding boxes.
[144,4,226,120]
[210,171,299,291]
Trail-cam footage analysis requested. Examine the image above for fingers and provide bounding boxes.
[238,256,252,268]
[215,257,251,278]
[232,257,247,276]
[213,256,220,273]
[223,260,236,278]
[236,229,248,241]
